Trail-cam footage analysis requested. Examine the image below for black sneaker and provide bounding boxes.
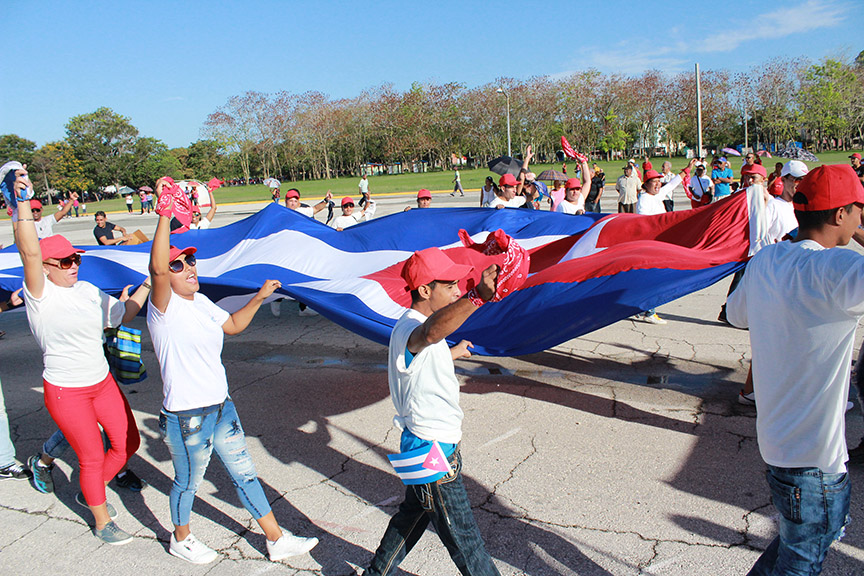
[28,454,54,493]
[114,469,147,492]
[0,462,32,481]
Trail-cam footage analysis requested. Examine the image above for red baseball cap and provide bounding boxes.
[168,245,197,262]
[564,178,582,190]
[793,164,864,212]
[40,235,85,261]
[191,205,201,213]
[417,189,431,199]
[401,247,474,291]
[850,153,862,160]
[642,161,653,172]
[741,164,767,178]
[285,189,300,199]
[29,199,43,210]
[498,174,519,187]
[341,196,355,206]
[642,169,661,182]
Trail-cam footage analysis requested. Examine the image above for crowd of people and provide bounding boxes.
[1,151,864,575]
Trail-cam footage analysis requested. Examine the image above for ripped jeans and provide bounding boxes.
[159,399,271,527]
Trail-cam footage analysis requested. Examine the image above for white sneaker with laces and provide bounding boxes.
[169,533,218,564]
[267,530,319,561]
[643,313,667,325]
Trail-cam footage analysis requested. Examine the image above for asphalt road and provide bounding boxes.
[1,190,863,575]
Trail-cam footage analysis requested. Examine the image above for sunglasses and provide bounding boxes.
[343,203,355,208]
[168,254,196,273]
[45,253,81,269]
[32,208,42,213]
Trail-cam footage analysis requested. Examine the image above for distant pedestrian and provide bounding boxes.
[615,164,640,213]
[450,168,464,197]
[126,194,133,213]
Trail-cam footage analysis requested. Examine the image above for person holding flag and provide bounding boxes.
[364,245,505,576]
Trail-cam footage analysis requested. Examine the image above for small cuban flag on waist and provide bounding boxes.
[387,441,455,485]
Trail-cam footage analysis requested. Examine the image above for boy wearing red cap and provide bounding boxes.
[330,196,375,230]
[850,152,864,186]
[727,165,864,575]
[364,248,500,576]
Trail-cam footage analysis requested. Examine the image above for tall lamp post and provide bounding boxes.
[496,87,511,157]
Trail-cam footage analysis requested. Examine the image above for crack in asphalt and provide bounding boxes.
[479,436,538,516]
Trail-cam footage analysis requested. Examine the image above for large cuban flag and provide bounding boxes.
[0,187,767,356]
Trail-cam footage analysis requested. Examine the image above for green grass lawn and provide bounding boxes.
[8,149,862,219]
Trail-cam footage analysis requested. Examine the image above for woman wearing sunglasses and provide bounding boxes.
[11,167,149,546]
[147,178,318,564]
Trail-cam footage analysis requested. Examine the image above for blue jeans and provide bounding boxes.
[43,427,110,460]
[159,399,271,527]
[366,448,500,576]
[0,378,15,468]
[748,466,851,575]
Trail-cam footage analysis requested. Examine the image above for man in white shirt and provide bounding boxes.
[615,165,640,213]
[364,247,501,576]
[728,164,864,575]
[488,174,526,209]
[764,160,808,242]
[330,196,375,230]
[28,196,76,239]
[687,163,714,205]
[285,188,330,219]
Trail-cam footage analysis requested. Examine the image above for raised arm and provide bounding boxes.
[120,280,152,324]
[204,189,217,222]
[148,178,174,313]
[312,190,332,215]
[406,265,498,355]
[11,169,46,299]
[53,192,77,222]
[221,279,281,335]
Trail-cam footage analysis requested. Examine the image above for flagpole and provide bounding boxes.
[695,63,703,158]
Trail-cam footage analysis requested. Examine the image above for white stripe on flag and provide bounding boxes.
[389,453,429,467]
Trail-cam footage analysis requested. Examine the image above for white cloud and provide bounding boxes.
[563,0,847,75]
[700,0,846,53]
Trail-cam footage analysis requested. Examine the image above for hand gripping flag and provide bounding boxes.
[560,137,588,163]
[387,441,454,485]
[0,187,767,357]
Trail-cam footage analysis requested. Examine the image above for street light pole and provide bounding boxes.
[496,88,511,156]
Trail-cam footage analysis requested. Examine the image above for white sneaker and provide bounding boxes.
[269,301,281,317]
[267,530,319,561]
[169,533,218,564]
[738,390,756,406]
[642,313,667,325]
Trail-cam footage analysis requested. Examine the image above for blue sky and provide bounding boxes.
[2,0,858,149]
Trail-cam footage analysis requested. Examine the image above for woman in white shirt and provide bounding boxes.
[147,178,318,564]
[11,165,148,546]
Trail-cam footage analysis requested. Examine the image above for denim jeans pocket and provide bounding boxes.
[823,472,849,493]
[767,471,802,523]
[436,449,462,485]
[178,414,204,439]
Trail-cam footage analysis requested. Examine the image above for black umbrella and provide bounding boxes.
[777,143,819,162]
[488,156,522,176]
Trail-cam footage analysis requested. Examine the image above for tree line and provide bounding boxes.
[2,54,863,195]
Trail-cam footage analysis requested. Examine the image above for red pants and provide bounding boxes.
[43,373,140,507]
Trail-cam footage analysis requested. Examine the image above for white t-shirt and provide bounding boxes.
[388,309,463,444]
[480,185,496,207]
[764,196,797,243]
[23,279,123,387]
[189,216,212,230]
[727,240,864,473]
[489,196,526,209]
[636,192,666,216]
[359,178,369,194]
[688,175,713,199]
[555,198,583,214]
[295,205,314,218]
[34,216,57,239]
[330,213,362,230]
[147,291,231,412]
